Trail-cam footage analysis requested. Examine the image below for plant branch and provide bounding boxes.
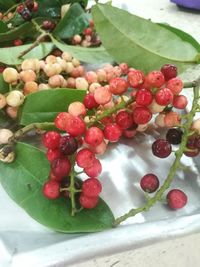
[113,77,200,227]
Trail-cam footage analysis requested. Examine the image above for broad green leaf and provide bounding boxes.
[0,110,14,128]
[52,37,113,63]
[53,3,89,39]
[0,43,54,65]
[0,0,15,10]
[19,89,86,125]
[0,74,9,93]
[0,142,114,233]
[0,21,9,33]
[92,4,199,72]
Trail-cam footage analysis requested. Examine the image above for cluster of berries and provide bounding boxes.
[71,20,101,47]
[17,0,38,21]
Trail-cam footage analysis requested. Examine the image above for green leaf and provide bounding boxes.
[0,142,114,233]
[0,21,9,33]
[0,43,54,65]
[53,3,89,39]
[0,0,15,10]
[52,37,113,63]
[20,88,86,125]
[0,74,9,93]
[92,4,199,72]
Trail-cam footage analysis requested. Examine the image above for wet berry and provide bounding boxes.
[43,180,60,199]
[51,157,71,178]
[135,88,153,106]
[152,139,172,158]
[42,131,61,149]
[104,123,122,142]
[76,148,95,168]
[146,71,165,88]
[167,189,187,209]
[82,178,102,197]
[59,136,78,155]
[133,107,152,124]
[155,88,173,106]
[79,194,99,209]
[84,127,104,147]
[116,111,133,130]
[161,64,177,81]
[166,128,183,145]
[140,173,159,193]
[84,159,102,178]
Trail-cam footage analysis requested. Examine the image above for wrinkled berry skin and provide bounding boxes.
[59,136,78,155]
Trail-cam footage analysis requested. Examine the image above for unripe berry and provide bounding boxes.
[68,101,86,117]
[96,69,107,82]
[104,123,122,142]
[56,57,68,72]
[192,118,200,134]
[0,129,13,144]
[155,114,165,128]
[146,71,165,88]
[133,107,152,124]
[6,90,25,107]
[44,64,58,77]
[21,58,40,72]
[65,62,74,74]
[43,180,60,199]
[137,123,148,132]
[127,69,145,88]
[84,127,104,147]
[94,86,112,105]
[164,111,180,128]
[167,189,187,209]
[62,52,73,62]
[109,77,128,95]
[148,100,165,114]
[45,55,57,64]
[76,148,95,168]
[173,95,188,109]
[90,140,107,155]
[0,94,6,109]
[23,81,38,95]
[166,78,183,95]
[72,34,82,44]
[3,68,19,83]
[140,173,159,193]
[72,58,80,67]
[67,77,76,88]
[6,106,18,119]
[89,82,101,93]
[20,70,36,82]
[85,71,98,84]
[75,77,89,90]
[38,83,49,90]
[48,75,65,88]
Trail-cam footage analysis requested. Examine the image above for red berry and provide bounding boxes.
[116,111,133,129]
[161,64,177,81]
[140,173,159,193]
[173,95,188,109]
[84,159,102,178]
[135,88,153,106]
[127,69,145,88]
[164,111,180,128]
[17,4,24,14]
[0,66,6,73]
[49,170,63,182]
[59,135,78,155]
[146,71,165,88]
[133,107,152,124]
[123,128,137,138]
[55,112,71,131]
[155,88,173,106]
[167,189,187,209]
[104,123,122,142]
[83,27,93,36]
[119,63,129,75]
[65,114,86,137]
[46,148,62,162]
[25,0,34,10]
[51,157,71,178]
[166,78,183,95]
[84,127,104,147]
[32,1,38,12]
[79,194,99,209]
[42,20,56,31]
[76,148,96,168]
[152,139,172,158]
[82,178,102,197]
[94,86,112,105]
[13,39,23,46]
[109,77,128,95]
[89,20,94,28]
[43,180,60,199]
[42,131,61,149]
[83,93,99,109]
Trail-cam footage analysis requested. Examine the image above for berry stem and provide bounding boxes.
[2,3,19,18]
[113,77,200,227]
[69,157,77,216]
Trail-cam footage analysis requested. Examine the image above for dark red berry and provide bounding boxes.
[135,88,153,106]
[82,178,102,197]
[133,107,152,124]
[25,0,34,10]
[20,7,32,21]
[161,64,177,81]
[46,148,62,162]
[167,189,187,209]
[17,4,24,14]
[104,123,122,142]
[51,158,71,178]
[84,159,102,178]
[166,128,183,145]
[42,20,56,31]
[59,136,78,155]
[84,127,104,147]
[32,1,38,12]
[152,139,172,158]
[116,111,133,130]
[184,148,199,157]
[76,148,96,168]
[83,93,99,109]
[43,180,60,199]
[140,173,159,193]
[79,194,99,209]
[42,131,61,149]
[195,136,200,149]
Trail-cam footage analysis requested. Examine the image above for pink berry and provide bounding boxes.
[104,123,122,142]
[123,128,137,138]
[49,170,63,182]
[43,180,60,199]
[65,113,86,137]
[85,71,98,84]
[133,107,152,124]
[94,86,112,105]
[127,69,145,88]
[161,64,177,81]
[51,157,71,178]
[54,112,71,131]
[79,194,99,209]
[152,139,172,158]
[109,77,128,95]
[84,159,102,178]
[155,88,173,106]
[83,27,93,36]
[84,127,104,147]
[90,140,107,155]
[119,63,129,75]
[42,131,61,149]
[167,189,187,209]
[173,95,188,109]
[140,173,159,193]
[68,101,86,117]
[146,71,165,88]
[116,111,133,129]
[76,148,96,168]
[164,111,180,128]
[82,178,102,197]
[83,93,99,110]
[166,78,183,95]
[46,148,62,162]
[135,88,153,106]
